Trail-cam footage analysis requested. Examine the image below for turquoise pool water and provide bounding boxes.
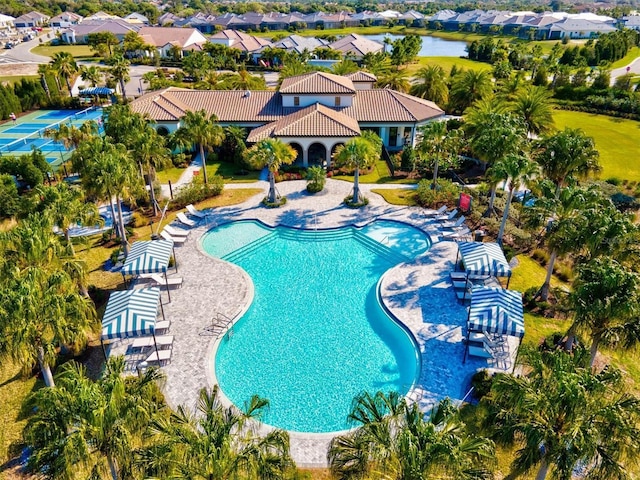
[202,220,430,433]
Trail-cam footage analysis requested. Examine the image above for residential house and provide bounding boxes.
[621,15,640,31]
[60,19,139,44]
[137,26,208,58]
[209,29,271,53]
[129,71,444,166]
[546,17,617,39]
[125,13,150,25]
[264,34,329,55]
[344,71,377,90]
[158,12,183,26]
[84,11,120,21]
[13,11,49,28]
[329,33,384,58]
[0,14,15,30]
[50,12,82,29]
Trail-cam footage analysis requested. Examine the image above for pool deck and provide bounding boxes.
[107,178,518,467]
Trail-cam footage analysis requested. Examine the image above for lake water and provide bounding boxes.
[362,34,468,57]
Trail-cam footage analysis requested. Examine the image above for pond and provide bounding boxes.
[362,34,468,57]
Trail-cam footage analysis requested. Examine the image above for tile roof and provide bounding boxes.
[138,26,205,48]
[345,71,377,82]
[343,89,444,122]
[210,29,272,52]
[280,72,355,94]
[246,103,360,142]
[329,33,384,57]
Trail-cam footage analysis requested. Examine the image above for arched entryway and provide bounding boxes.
[156,126,170,136]
[330,143,344,168]
[308,142,327,166]
[289,142,304,165]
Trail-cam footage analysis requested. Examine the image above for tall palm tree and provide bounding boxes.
[36,183,101,256]
[376,69,411,93]
[333,134,380,205]
[449,69,493,113]
[107,54,131,100]
[244,138,296,204]
[132,125,172,215]
[51,51,78,98]
[510,86,555,136]
[220,68,266,90]
[569,257,640,366]
[0,217,95,387]
[533,127,601,195]
[329,391,495,479]
[171,110,224,185]
[139,386,293,479]
[409,65,449,105]
[45,120,99,151]
[486,348,640,480]
[37,63,53,99]
[24,358,164,480]
[492,153,539,244]
[80,64,103,87]
[416,120,463,187]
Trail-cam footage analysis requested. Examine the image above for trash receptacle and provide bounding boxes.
[474,230,485,242]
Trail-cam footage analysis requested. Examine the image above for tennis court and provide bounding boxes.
[0,108,104,169]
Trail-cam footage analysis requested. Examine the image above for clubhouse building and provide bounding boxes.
[130,71,445,167]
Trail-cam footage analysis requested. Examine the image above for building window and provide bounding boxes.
[389,127,398,147]
[335,96,341,107]
[294,96,300,106]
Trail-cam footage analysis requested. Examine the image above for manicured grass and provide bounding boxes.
[204,162,261,183]
[332,160,417,184]
[508,254,568,294]
[610,46,640,69]
[370,188,417,205]
[31,44,96,58]
[552,110,640,182]
[0,75,38,84]
[0,361,39,465]
[155,166,186,184]
[406,56,491,75]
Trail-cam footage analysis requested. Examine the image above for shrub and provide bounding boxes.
[262,196,287,208]
[130,211,148,228]
[306,166,326,193]
[171,175,224,210]
[344,195,369,208]
[605,177,621,186]
[532,248,550,264]
[471,370,493,400]
[554,264,573,282]
[415,178,461,208]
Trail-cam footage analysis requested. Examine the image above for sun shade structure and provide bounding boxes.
[454,242,512,301]
[100,287,166,361]
[79,87,115,96]
[463,285,524,363]
[121,239,176,301]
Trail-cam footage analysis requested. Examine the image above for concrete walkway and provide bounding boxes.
[108,178,516,467]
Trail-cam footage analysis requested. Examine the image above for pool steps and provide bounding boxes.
[222,227,410,265]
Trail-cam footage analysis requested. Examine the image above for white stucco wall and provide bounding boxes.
[281,94,353,108]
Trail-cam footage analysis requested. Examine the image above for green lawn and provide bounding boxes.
[332,160,417,184]
[31,44,96,59]
[370,188,417,205]
[0,75,38,84]
[204,162,261,183]
[610,46,640,69]
[552,110,640,181]
[155,166,186,184]
[406,56,491,75]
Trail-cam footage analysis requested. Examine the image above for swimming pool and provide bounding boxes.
[202,220,430,433]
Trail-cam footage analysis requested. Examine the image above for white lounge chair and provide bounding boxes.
[154,320,170,334]
[440,216,466,229]
[145,349,172,365]
[164,225,189,237]
[131,335,174,350]
[176,212,196,227]
[186,204,207,219]
[441,226,471,239]
[425,205,447,217]
[150,274,183,289]
[435,209,458,222]
[160,230,186,245]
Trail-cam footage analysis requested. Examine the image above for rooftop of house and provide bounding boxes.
[138,26,205,47]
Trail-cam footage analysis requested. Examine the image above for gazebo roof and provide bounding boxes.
[121,240,173,275]
[468,286,524,338]
[101,288,160,340]
[458,242,511,278]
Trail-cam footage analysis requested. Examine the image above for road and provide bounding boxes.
[610,57,640,85]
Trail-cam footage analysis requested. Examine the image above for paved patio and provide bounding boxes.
[106,178,517,467]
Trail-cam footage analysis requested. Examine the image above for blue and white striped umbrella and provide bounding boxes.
[79,87,115,96]
[121,240,173,275]
[101,288,160,340]
[468,286,524,338]
[458,242,511,278]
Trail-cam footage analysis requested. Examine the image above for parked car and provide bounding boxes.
[4,42,13,49]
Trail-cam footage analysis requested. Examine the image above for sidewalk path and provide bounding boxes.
[610,56,640,85]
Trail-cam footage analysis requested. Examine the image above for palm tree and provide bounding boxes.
[107,54,131,100]
[37,63,53,99]
[449,69,493,113]
[132,125,172,215]
[486,348,640,480]
[45,120,99,150]
[333,134,380,205]
[332,59,359,75]
[409,65,449,105]
[80,64,103,87]
[36,183,101,256]
[24,358,164,480]
[0,218,95,387]
[569,258,640,366]
[51,51,78,98]
[245,138,296,204]
[533,127,601,195]
[493,153,539,244]
[328,391,495,479]
[416,121,463,187]
[376,69,411,93]
[468,112,527,216]
[139,386,293,479]
[510,86,555,136]
[171,110,224,185]
[220,68,266,90]
[526,183,604,300]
